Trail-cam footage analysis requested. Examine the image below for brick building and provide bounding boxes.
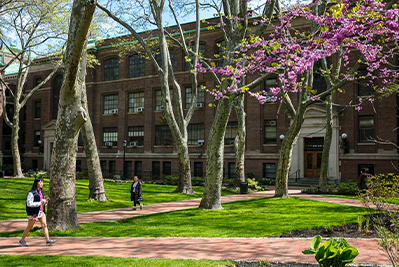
[1,18,398,182]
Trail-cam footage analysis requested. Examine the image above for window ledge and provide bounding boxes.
[263,144,277,146]
[102,146,117,148]
[127,145,143,147]
[357,142,375,146]
[34,118,41,120]
[103,114,118,116]
[128,112,144,114]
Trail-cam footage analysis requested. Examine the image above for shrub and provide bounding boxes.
[246,178,258,189]
[301,186,318,194]
[191,176,205,186]
[76,172,84,179]
[164,175,178,185]
[260,178,275,186]
[302,235,359,267]
[3,164,14,175]
[245,171,256,179]
[221,186,239,194]
[375,213,399,266]
[36,171,48,179]
[337,180,357,195]
[327,184,337,193]
[223,178,235,187]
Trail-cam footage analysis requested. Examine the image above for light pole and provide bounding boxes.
[123,140,126,180]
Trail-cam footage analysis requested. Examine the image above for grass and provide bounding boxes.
[0,255,233,267]
[0,196,369,238]
[317,194,399,204]
[0,177,231,221]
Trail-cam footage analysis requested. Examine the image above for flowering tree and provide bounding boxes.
[197,0,399,198]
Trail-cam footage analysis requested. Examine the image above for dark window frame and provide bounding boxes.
[187,123,204,146]
[129,54,145,78]
[128,126,144,146]
[224,122,238,145]
[358,115,375,143]
[103,127,118,146]
[128,92,144,113]
[264,120,277,144]
[263,163,276,179]
[155,125,173,146]
[34,101,41,118]
[104,58,119,81]
[103,95,118,115]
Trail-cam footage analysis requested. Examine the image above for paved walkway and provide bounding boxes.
[0,188,391,265]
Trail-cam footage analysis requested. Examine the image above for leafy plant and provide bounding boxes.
[302,235,359,267]
[357,215,364,232]
[223,178,235,187]
[191,176,205,186]
[337,180,357,195]
[375,213,399,266]
[327,185,337,193]
[301,186,318,194]
[164,175,179,185]
[325,221,334,233]
[246,178,258,189]
[245,171,256,179]
[260,178,275,186]
[340,218,347,231]
[364,218,371,234]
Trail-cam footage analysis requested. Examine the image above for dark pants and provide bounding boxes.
[132,192,140,207]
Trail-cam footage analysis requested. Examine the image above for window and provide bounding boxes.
[34,130,41,147]
[52,74,62,119]
[155,50,174,73]
[23,106,26,121]
[224,122,238,145]
[155,125,173,146]
[129,55,145,78]
[264,120,277,144]
[109,161,116,174]
[126,161,133,178]
[358,164,374,176]
[103,127,118,146]
[313,60,327,94]
[76,160,82,172]
[228,162,235,179]
[194,162,203,177]
[135,161,142,177]
[78,131,84,147]
[35,77,43,86]
[128,92,144,113]
[34,101,41,118]
[4,141,11,151]
[163,161,171,175]
[185,87,205,109]
[32,160,38,171]
[155,90,172,111]
[262,78,277,103]
[128,126,144,146]
[185,44,205,71]
[263,163,276,178]
[104,58,119,81]
[188,123,204,145]
[152,161,160,179]
[217,40,226,67]
[100,161,107,173]
[358,115,374,143]
[103,95,118,114]
[358,69,374,96]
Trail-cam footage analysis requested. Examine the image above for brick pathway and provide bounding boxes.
[0,188,391,265]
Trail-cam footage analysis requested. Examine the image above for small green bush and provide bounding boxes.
[327,184,337,193]
[76,172,84,179]
[260,178,276,186]
[164,175,178,185]
[191,176,205,186]
[245,172,256,179]
[301,186,318,194]
[3,164,14,175]
[222,179,235,187]
[246,178,258,189]
[337,180,357,195]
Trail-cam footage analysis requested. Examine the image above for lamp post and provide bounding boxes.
[38,140,42,155]
[123,140,126,180]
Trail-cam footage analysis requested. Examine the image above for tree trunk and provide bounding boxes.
[319,95,332,192]
[11,111,23,177]
[199,97,233,209]
[80,81,108,201]
[275,105,307,198]
[47,0,95,231]
[233,96,246,185]
[173,143,193,194]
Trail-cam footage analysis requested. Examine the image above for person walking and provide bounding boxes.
[18,177,55,246]
[130,175,143,210]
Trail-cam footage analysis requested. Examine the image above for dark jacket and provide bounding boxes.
[26,190,45,216]
[130,181,143,202]
[358,173,368,190]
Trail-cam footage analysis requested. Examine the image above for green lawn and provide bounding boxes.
[0,196,368,238]
[0,178,231,221]
[0,255,232,267]
[317,194,399,204]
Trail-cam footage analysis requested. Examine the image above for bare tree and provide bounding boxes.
[47,0,96,231]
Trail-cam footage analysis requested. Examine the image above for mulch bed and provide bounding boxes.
[228,213,395,267]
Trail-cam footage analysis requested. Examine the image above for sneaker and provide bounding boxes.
[46,239,56,246]
[140,205,143,210]
[18,240,28,247]
[132,208,137,210]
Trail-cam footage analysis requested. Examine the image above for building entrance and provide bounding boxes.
[304,137,324,178]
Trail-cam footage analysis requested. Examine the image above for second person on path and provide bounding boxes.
[130,176,143,210]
